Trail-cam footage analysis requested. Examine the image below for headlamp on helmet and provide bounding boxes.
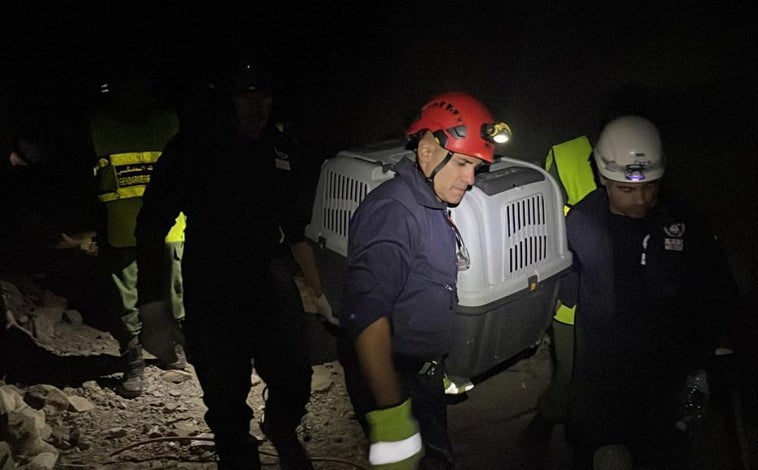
[482,122,512,144]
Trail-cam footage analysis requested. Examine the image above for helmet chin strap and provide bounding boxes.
[417,151,454,201]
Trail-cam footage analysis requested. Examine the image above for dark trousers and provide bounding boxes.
[338,336,456,469]
[182,254,312,465]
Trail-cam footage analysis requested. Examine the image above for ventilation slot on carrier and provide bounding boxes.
[323,171,370,238]
[505,194,548,274]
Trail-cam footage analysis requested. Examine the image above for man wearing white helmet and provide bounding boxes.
[561,115,740,469]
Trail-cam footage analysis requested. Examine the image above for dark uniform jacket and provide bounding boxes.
[135,121,314,303]
[564,187,739,451]
[342,156,458,360]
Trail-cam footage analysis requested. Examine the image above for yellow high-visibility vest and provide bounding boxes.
[90,108,182,247]
[544,135,596,325]
[545,135,595,207]
[165,213,186,243]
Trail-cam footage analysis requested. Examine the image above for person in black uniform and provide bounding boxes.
[135,56,313,470]
[562,115,741,469]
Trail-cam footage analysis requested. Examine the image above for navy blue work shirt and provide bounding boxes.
[565,187,740,449]
[341,156,459,360]
[135,121,313,303]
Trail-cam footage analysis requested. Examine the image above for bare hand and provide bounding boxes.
[56,232,98,256]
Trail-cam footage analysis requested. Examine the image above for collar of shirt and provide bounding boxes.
[393,157,447,211]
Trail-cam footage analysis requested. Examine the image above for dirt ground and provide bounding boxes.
[0,271,557,470]
[1,275,371,469]
[2,275,756,470]
[2,317,371,470]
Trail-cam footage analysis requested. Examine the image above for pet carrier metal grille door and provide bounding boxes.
[505,194,547,274]
[321,169,370,241]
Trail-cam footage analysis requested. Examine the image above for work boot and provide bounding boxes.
[165,343,188,370]
[116,344,145,398]
[259,418,313,470]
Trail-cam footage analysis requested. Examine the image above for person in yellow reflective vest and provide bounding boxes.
[88,75,186,398]
[538,135,596,424]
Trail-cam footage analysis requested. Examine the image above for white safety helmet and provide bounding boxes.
[593,115,664,182]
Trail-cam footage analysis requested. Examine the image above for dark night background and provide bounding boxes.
[2,1,757,332]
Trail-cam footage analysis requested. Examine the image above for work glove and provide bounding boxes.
[315,293,340,326]
[365,398,423,469]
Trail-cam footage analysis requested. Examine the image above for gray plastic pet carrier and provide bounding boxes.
[306,139,572,381]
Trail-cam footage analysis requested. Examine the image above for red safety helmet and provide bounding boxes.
[406,91,510,164]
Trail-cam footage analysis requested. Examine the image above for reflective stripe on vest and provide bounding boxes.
[96,151,161,203]
[554,301,576,325]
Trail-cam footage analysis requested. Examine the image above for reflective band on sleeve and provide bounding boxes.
[97,185,146,202]
[368,432,423,465]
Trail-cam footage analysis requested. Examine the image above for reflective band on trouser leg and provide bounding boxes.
[369,432,423,466]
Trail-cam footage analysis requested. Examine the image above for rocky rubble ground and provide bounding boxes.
[1,275,370,469]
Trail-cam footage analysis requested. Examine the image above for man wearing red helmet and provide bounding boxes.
[340,92,510,469]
